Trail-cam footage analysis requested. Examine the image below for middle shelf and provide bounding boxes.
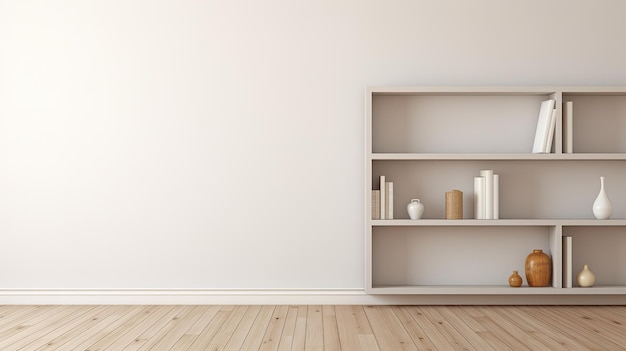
[370,219,626,226]
[371,153,626,160]
[371,159,626,220]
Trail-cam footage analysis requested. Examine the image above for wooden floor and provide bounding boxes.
[0,305,625,350]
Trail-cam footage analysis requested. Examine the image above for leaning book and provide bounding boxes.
[532,99,556,153]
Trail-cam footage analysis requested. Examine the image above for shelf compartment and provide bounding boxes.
[562,226,626,287]
[563,93,626,153]
[370,93,555,154]
[372,159,626,220]
[371,226,557,288]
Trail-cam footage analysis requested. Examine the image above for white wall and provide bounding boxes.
[1,0,626,291]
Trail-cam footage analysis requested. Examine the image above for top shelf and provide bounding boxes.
[368,86,626,154]
[371,153,626,161]
[368,85,626,95]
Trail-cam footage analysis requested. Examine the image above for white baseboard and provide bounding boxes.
[1,289,624,305]
[0,289,371,305]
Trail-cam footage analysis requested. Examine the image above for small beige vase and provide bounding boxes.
[576,264,595,287]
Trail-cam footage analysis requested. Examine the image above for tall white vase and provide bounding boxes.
[592,176,613,220]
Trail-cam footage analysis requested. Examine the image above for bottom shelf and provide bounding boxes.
[369,285,626,295]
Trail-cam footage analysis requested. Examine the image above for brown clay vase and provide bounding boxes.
[525,249,552,287]
[508,270,523,287]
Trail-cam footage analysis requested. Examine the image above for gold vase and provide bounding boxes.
[525,249,551,287]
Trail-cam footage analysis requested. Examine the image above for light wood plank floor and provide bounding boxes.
[0,305,624,350]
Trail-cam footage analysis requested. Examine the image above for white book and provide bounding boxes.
[379,176,386,220]
[532,99,556,153]
[372,190,380,220]
[545,108,557,153]
[563,101,573,153]
[493,174,499,219]
[563,236,573,288]
[474,176,486,219]
[480,169,494,219]
[386,182,394,219]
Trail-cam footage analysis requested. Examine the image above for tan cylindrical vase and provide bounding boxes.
[445,189,463,219]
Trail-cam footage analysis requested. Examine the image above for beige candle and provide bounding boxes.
[445,189,463,219]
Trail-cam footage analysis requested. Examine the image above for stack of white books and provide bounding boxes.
[372,175,393,219]
[474,169,499,219]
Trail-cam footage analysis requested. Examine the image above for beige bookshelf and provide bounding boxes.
[365,86,626,300]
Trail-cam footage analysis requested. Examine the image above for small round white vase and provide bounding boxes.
[407,199,424,220]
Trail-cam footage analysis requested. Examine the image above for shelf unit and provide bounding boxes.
[365,86,626,298]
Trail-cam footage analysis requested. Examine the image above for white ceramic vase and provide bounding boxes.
[592,176,613,220]
[407,199,424,220]
[576,264,595,287]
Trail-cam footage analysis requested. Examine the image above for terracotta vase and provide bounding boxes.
[525,249,552,287]
[508,271,522,287]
